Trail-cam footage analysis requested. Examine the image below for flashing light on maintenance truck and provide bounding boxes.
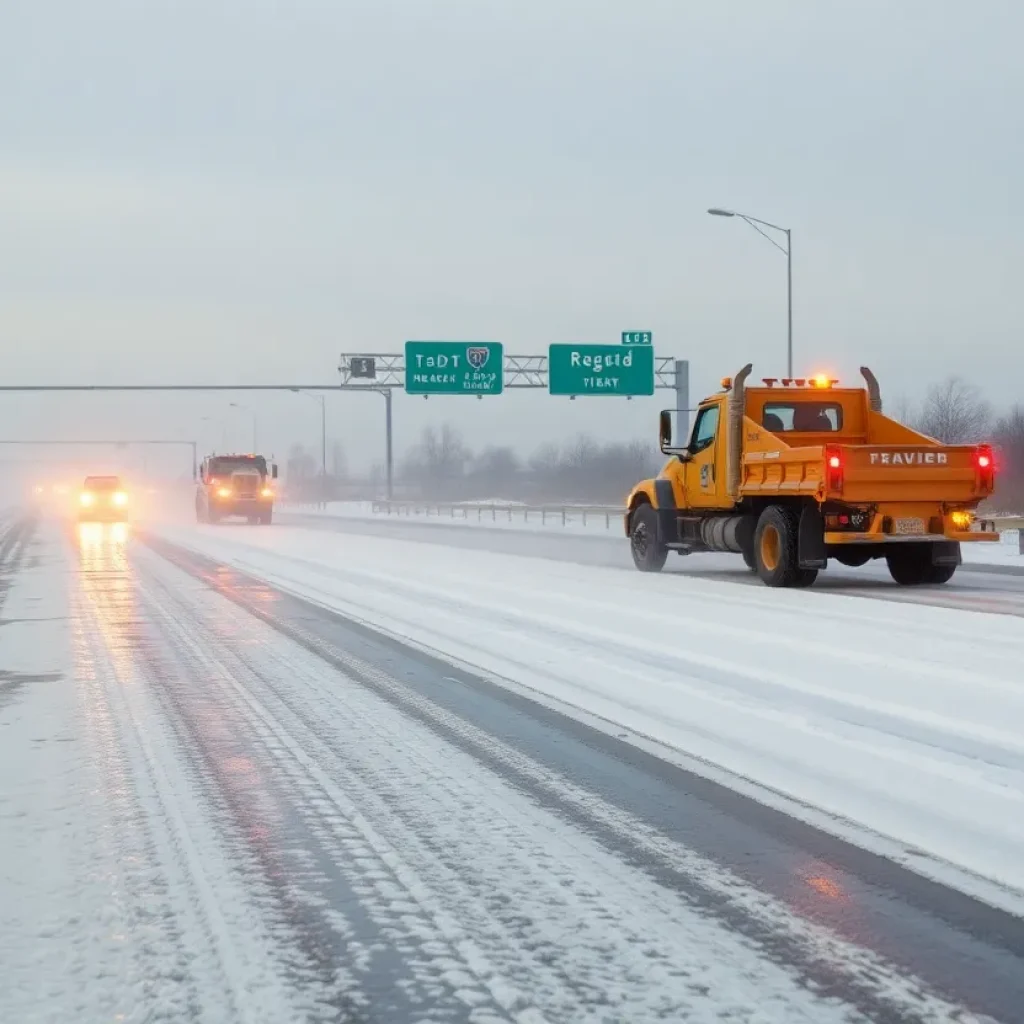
[761,374,840,388]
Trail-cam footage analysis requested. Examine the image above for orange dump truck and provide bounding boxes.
[625,365,999,587]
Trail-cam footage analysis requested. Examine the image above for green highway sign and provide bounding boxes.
[548,344,655,396]
[621,331,652,346]
[404,341,504,395]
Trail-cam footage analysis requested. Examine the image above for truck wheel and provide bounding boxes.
[741,546,757,572]
[754,506,815,587]
[207,508,220,524]
[195,504,205,524]
[630,504,668,572]
[260,508,273,525]
[886,545,957,586]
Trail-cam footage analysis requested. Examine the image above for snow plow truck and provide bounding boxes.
[625,366,998,587]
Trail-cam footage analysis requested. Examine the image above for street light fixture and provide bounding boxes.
[289,389,327,503]
[708,207,793,378]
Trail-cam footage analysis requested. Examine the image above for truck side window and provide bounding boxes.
[689,405,720,454]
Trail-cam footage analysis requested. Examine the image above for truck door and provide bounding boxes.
[685,401,724,509]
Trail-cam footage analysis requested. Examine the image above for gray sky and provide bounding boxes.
[1,0,1021,475]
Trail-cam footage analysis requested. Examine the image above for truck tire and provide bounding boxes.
[754,506,817,587]
[630,503,668,572]
[741,546,757,572]
[260,508,273,525]
[886,545,957,586]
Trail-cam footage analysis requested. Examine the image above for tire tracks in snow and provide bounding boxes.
[70,526,334,1023]
[138,533,1014,1024]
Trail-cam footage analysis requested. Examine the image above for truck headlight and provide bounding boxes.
[217,487,232,498]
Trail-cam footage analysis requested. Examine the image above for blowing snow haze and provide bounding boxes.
[0,0,1021,471]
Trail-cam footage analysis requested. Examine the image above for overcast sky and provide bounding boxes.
[1,0,1021,476]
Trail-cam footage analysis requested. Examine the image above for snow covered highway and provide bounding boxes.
[3,509,1024,1023]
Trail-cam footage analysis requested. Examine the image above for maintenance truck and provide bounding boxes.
[196,452,278,524]
[626,365,998,587]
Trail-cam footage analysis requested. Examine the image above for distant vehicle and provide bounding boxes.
[79,475,130,522]
[626,365,999,587]
[196,453,278,524]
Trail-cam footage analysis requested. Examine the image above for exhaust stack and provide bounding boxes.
[727,363,753,500]
[860,366,882,412]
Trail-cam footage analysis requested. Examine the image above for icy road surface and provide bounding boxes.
[1,511,1023,1023]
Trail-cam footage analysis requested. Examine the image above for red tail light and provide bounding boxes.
[974,445,995,492]
[825,446,844,492]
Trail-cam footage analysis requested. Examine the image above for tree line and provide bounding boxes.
[396,424,663,504]
[283,375,1024,509]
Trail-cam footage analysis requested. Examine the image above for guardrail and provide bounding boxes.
[368,500,625,529]
[988,515,1024,553]
[989,515,1024,531]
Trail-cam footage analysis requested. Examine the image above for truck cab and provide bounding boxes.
[196,453,278,524]
[626,365,998,587]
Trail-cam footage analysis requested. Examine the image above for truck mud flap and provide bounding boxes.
[931,541,962,567]
[798,505,827,569]
[653,479,680,543]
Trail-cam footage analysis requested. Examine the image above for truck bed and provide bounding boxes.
[740,441,989,506]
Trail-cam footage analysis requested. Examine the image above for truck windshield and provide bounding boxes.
[208,457,266,476]
[83,476,121,490]
[763,402,843,432]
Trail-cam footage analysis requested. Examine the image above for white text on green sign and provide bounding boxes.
[621,331,652,346]
[548,344,655,396]
[404,342,504,395]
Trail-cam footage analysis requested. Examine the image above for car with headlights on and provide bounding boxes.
[79,475,130,521]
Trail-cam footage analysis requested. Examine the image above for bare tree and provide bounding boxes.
[469,446,521,496]
[993,405,1024,510]
[286,442,316,481]
[916,377,992,444]
[890,395,919,429]
[402,422,470,497]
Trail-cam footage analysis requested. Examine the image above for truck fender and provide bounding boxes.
[798,504,827,569]
[653,479,679,544]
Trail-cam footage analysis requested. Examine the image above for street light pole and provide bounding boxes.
[708,207,793,378]
[785,227,792,382]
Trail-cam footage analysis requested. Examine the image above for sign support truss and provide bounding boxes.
[338,353,681,390]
